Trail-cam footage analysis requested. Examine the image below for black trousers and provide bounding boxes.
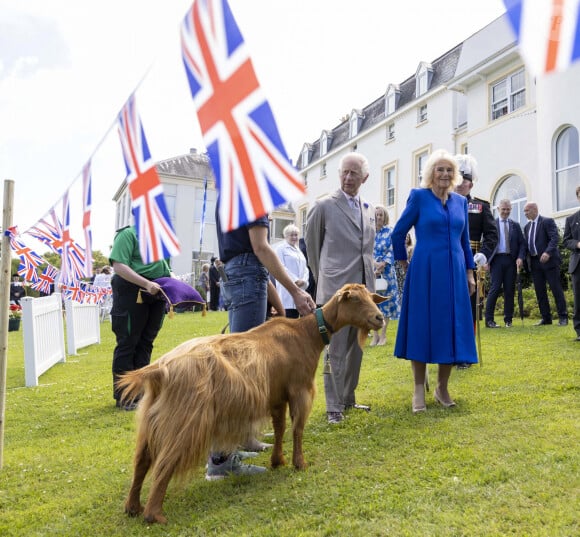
[530,257,567,321]
[485,255,517,323]
[111,275,166,401]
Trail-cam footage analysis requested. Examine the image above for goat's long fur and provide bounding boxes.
[118,283,384,524]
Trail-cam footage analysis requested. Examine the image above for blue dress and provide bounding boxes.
[373,226,400,320]
[391,189,477,364]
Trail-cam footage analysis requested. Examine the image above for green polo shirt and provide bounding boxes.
[109,226,171,280]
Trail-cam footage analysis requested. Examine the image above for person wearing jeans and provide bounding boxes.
[205,203,316,480]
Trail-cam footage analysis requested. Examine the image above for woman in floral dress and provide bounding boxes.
[371,205,400,346]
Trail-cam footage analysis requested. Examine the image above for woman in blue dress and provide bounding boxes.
[392,149,477,413]
[371,205,400,346]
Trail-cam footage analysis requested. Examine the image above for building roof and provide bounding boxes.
[297,43,463,168]
[156,149,214,180]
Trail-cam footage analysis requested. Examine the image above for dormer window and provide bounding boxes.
[349,110,363,139]
[319,130,333,157]
[415,62,433,97]
[385,84,400,116]
[300,144,313,168]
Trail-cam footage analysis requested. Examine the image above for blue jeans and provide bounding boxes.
[223,253,269,333]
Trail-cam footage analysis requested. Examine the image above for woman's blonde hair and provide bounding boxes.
[374,204,389,225]
[283,224,299,239]
[420,149,461,195]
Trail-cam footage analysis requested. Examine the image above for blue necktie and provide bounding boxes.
[529,221,537,256]
[503,220,510,254]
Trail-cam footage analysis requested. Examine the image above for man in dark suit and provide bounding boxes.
[454,154,498,324]
[562,186,580,341]
[523,202,568,326]
[484,199,526,328]
[208,257,221,311]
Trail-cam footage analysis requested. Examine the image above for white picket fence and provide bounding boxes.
[64,299,100,355]
[21,294,66,387]
[20,294,101,387]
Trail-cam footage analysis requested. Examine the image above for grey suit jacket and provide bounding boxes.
[305,189,375,304]
[563,209,580,274]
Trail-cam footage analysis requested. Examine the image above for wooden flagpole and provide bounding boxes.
[0,179,15,469]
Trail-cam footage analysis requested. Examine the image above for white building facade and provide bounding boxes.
[294,14,580,233]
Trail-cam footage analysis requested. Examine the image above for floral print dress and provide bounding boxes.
[373,225,400,320]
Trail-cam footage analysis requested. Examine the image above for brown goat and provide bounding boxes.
[117,283,384,524]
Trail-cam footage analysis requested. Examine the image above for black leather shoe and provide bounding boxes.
[486,321,500,328]
[535,319,553,326]
[558,318,568,326]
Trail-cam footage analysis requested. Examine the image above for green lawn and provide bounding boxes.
[1,312,578,536]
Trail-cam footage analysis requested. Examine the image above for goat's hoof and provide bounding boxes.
[271,455,287,468]
[124,501,144,517]
[143,511,167,525]
[293,460,308,470]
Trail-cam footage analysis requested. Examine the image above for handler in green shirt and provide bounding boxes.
[109,226,171,410]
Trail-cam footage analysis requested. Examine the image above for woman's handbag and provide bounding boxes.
[375,275,388,292]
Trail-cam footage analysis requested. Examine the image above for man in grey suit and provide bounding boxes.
[305,152,376,424]
[563,186,580,341]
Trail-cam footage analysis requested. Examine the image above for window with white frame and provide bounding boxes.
[320,162,327,178]
[416,151,429,185]
[415,63,433,97]
[349,114,358,138]
[320,132,328,156]
[555,126,580,211]
[491,68,526,120]
[387,123,395,141]
[418,104,428,123]
[272,217,294,240]
[492,175,527,224]
[385,84,400,116]
[384,166,395,207]
[301,146,311,168]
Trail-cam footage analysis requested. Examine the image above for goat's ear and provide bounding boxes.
[372,293,388,304]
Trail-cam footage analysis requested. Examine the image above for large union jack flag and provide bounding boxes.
[181,0,306,232]
[503,0,580,75]
[118,94,181,264]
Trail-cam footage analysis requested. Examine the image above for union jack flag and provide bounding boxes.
[118,94,181,264]
[26,217,64,254]
[18,262,40,283]
[503,0,580,75]
[180,0,306,232]
[9,234,44,282]
[30,264,59,295]
[62,281,82,302]
[82,160,93,277]
[59,194,87,284]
